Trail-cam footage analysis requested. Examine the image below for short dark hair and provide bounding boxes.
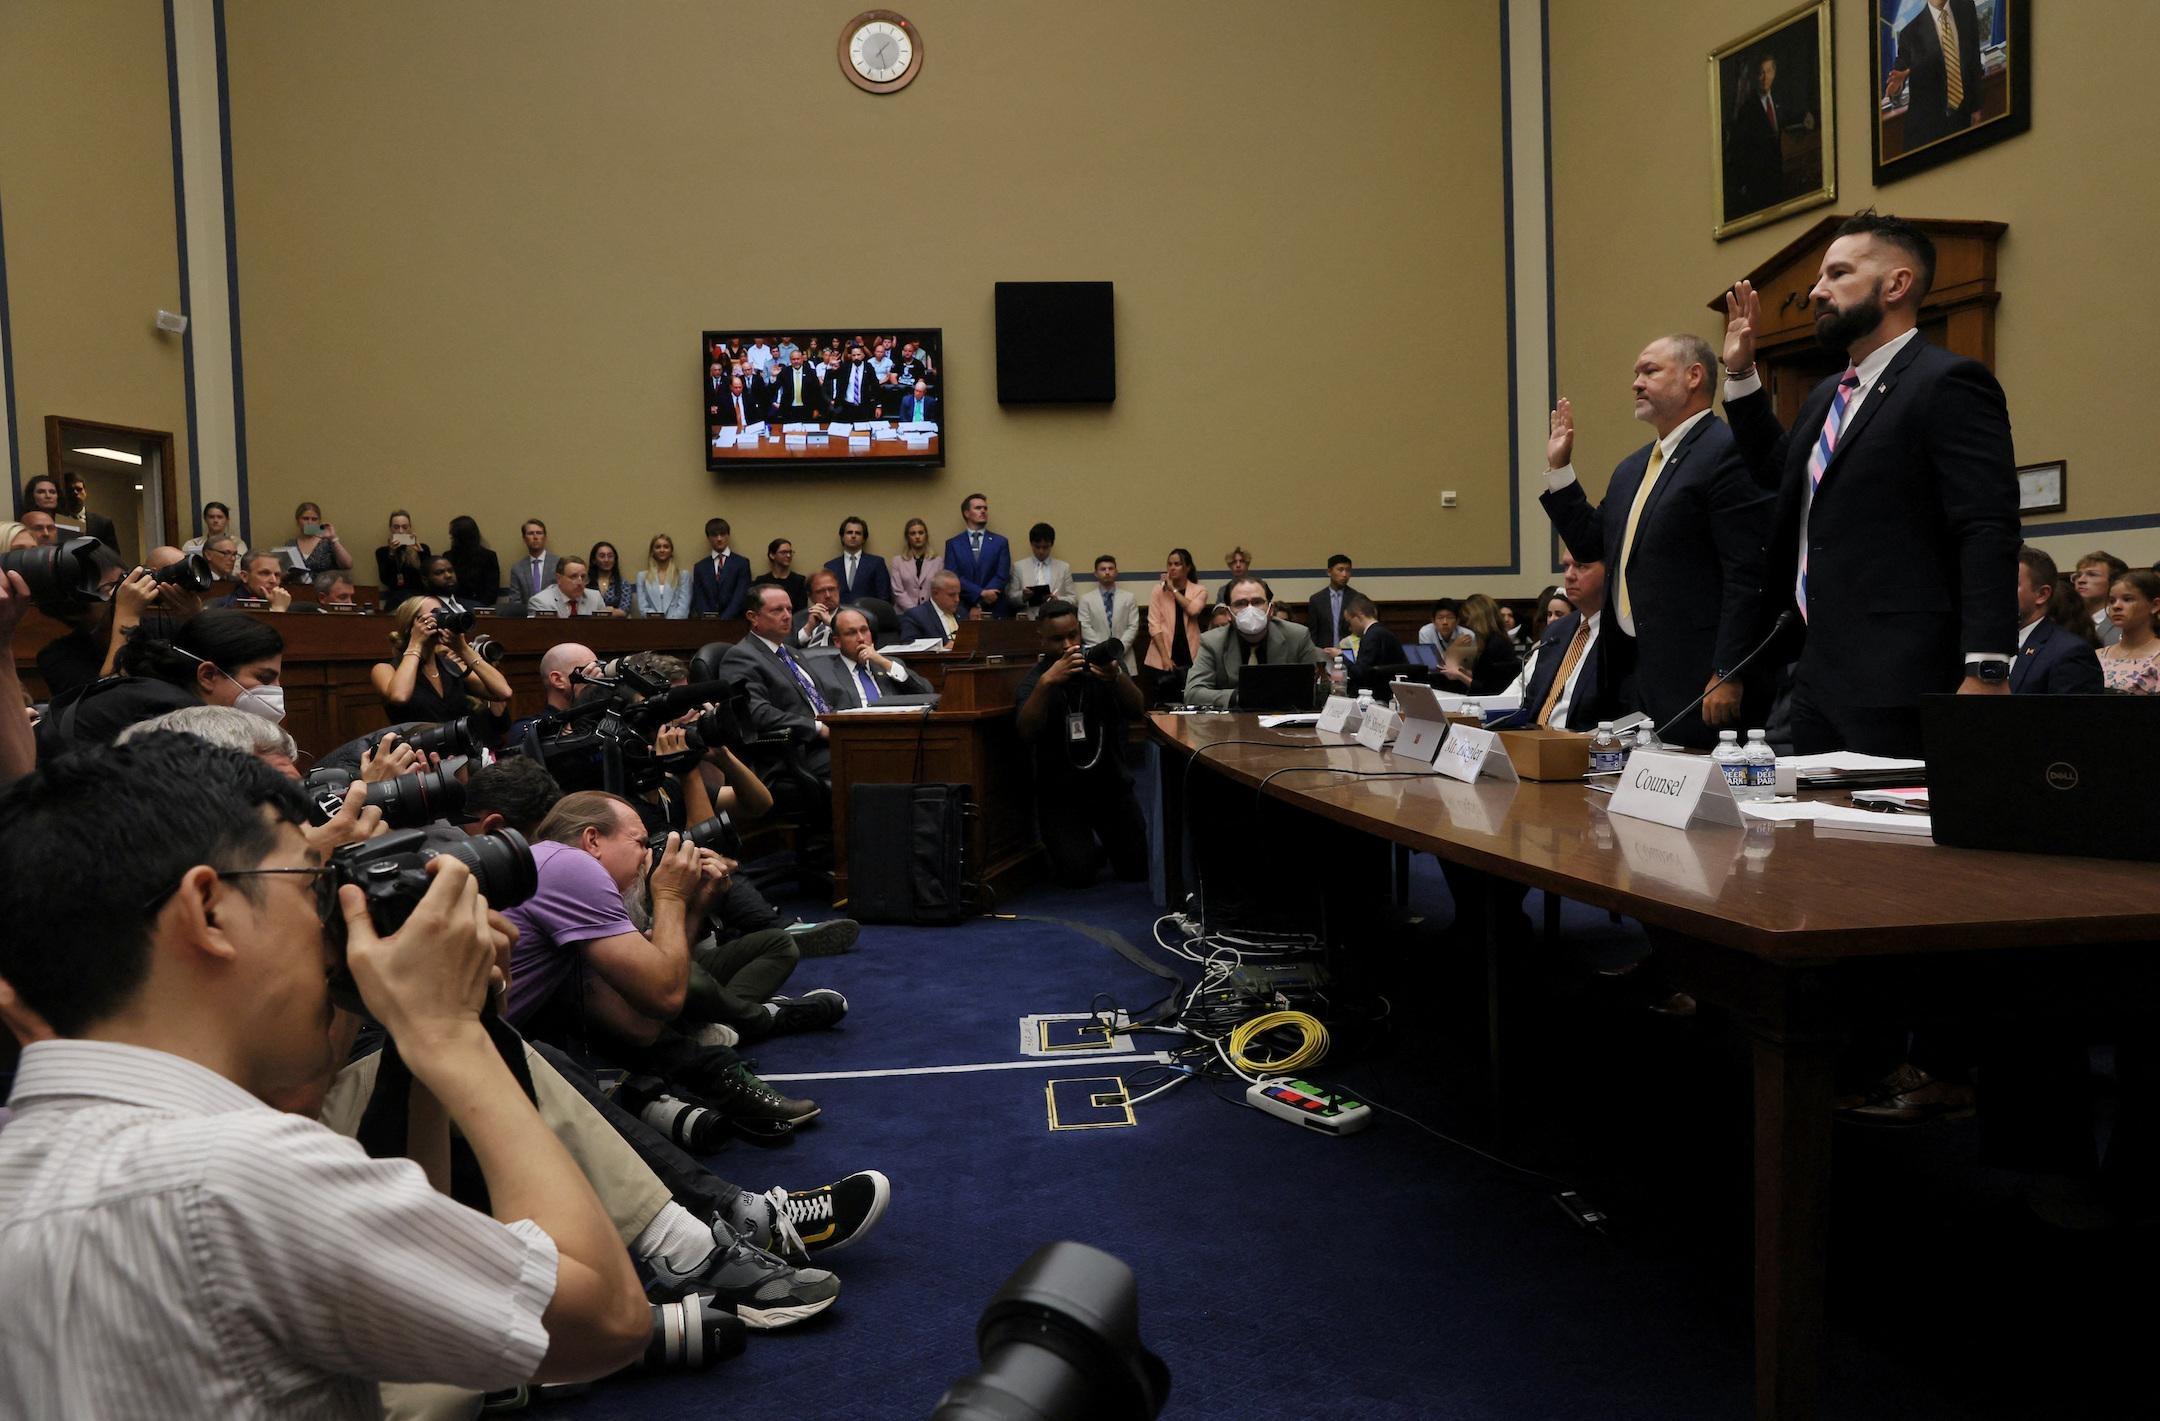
[2017,545,2060,594]
[1028,522,1055,545]
[521,518,547,535]
[705,517,731,538]
[839,515,868,538]
[1432,597,1460,616]
[466,756,564,837]
[752,584,792,612]
[202,501,230,519]
[2077,550,2130,579]
[1038,598,1077,624]
[961,492,987,511]
[118,607,285,689]
[1226,576,1270,603]
[807,567,840,591]
[426,554,457,578]
[0,734,309,1035]
[1833,209,1937,302]
[767,537,790,557]
[1327,554,1353,571]
[1094,555,1117,570]
[1344,594,1379,621]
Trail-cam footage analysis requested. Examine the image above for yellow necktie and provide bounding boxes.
[1615,439,1667,631]
[1937,6,1963,109]
[1537,618,1593,728]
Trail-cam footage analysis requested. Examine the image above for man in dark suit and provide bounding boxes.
[2010,546,2103,694]
[767,348,829,423]
[1886,0,1985,151]
[1497,553,1623,732]
[1341,595,1408,699]
[1539,334,1773,747]
[1185,577,1325,709]
[507,519,559,607]
[1303,555,1361,653]
[898,379,939,425]
[59,474,120,550]
[714,374,766,431]
[900,571,963,644]
[825,343,879,422]
[688,516,751,618]
[717,585,831,783]
[943,493,1012,618]
[1723,211,2018,756]
[789,569,844,650]
[1724,51,1791,214]
[812,608,936,709]
[824,515,891,605]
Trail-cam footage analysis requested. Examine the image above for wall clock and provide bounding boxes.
[841,11,922,94]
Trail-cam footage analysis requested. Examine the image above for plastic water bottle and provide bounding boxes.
[1328,652,1347,697]
[1744,729,1777,802]
[1712,729,1748,795]
[1356,689,1375,716]
[1589,721,1625,774]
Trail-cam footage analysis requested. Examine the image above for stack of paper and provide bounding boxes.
[1739,800,1934,838]
[1774,752,1926,787]
[827,422,855,437]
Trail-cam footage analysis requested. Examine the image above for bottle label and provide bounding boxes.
[1591,748,1625,773]
[1720,763,1748,788]
[1747,763,1775,788]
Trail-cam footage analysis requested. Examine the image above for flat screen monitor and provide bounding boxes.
[702,328,944,472]
[994,282,1115,403]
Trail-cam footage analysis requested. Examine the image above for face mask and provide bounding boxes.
[228,675,286,723]
[1233,604,1269,637]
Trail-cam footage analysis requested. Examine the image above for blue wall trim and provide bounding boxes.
[0,188,20,498]
[2023,512,2160,541]
[1496,0,1522,576]
[164,0,202,522]
[213,0,251,542]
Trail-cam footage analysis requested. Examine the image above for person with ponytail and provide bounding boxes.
[37,609,287,755]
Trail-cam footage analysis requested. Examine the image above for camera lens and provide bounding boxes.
[682,701,744,756]
[646,815,731,854]
[149,552,215,593]
[366,769,466,828]
[438,826,538,910]
[1,536,109,615]
[322,826,536,1012]
[466,633,506,666]
[432,597,477,634]
[403,715,483,758]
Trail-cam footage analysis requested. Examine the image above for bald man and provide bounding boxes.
[539,643,603,713]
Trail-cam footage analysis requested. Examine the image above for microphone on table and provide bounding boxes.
[1652,610,1795,743]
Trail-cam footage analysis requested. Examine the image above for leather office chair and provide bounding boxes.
[854,596,902,644]
[690,639,737,684]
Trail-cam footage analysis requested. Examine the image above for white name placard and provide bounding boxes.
[1607,750,1743,829]
[1315,694,1363,735]
[1353,703,1398,751]
[1431,723,1519,783]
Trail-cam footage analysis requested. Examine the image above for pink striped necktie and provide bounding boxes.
[1797,366,1862,622]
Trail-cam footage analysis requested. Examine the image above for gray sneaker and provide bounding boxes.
[728,1171,891,1262]
[785,918,861,957]
[644,1220,839,1330]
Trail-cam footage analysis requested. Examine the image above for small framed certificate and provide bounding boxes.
[2016,460,2065,515]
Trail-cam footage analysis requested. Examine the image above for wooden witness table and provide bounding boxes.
[707,425,939,462]
[1148,713,2160,1421]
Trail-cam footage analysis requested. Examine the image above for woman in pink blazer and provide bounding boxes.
[1141,547,1208,704]
[889,517,944,612]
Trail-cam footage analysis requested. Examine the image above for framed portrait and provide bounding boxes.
[1710,1,1836,241]
[2016,460,2065,515]
[1871,0,2030,183]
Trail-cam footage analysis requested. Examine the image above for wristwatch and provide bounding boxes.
[1963,658,2009,685]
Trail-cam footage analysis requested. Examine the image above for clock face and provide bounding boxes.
[851,21,911,82]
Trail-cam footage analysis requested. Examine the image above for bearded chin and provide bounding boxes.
[1813,286,1885,352]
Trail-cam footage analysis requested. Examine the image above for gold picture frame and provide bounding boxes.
[1710,0,1837,240]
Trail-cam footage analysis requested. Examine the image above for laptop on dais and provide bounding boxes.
[1922,694,2158,863]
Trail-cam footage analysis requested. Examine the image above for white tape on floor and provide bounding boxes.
[760,1051,1174,1084]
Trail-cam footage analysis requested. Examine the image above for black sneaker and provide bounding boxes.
[707,1060,821,1126]
[785,918,860,957]
[728,1171,891,1261]
[643,1222,840,1330]
[769,989,849,1035]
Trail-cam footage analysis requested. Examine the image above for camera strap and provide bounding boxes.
[351,1004,538,1214]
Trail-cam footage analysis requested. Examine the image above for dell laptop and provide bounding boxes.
[1922,694,2158,863]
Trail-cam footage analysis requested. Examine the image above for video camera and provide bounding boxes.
[322,824,536,1013]
[520,658,750,797]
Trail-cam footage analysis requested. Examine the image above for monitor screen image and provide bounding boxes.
[702,328,945,472]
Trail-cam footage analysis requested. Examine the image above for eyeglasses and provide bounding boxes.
[144,865,336,923]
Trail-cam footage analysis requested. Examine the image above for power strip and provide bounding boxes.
[1244,1078,1373,1136]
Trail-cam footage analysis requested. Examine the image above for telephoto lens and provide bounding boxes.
[637,1094,727,1153]
[465,633,507,666]
[367,768,466,829]
[645,816,730,855]
[0,535,109,615]
[932,1242,1169,1421]
[402,715,485,758]
[149,552,216,593]
[639,1294,745,1374]
[323,826,538,1012]
[431,596,478,635]
[681,700,746,756]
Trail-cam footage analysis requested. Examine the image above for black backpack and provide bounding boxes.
[847,781,975,924]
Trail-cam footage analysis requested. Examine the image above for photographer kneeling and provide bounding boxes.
[0,735,647,1414]
[38,607,286,754]
[1014,598,1149,887]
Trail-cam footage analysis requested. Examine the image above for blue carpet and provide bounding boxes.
[553,867,2149,1420]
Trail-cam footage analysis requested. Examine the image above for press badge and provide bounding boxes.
[1067,710,1088,742]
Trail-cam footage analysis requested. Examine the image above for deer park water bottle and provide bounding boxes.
[1744,728,1777,802]
[1328,652,1347,697]
[1589,721,1625,774]
[1712,729,1748,795]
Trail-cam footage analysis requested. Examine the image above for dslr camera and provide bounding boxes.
[0,536,109,617]
[322,824,537,1013]
[304,765,466,830]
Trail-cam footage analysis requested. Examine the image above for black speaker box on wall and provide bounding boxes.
[993,281,1115,404]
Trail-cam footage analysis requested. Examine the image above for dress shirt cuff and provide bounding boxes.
[1965,652,2012,666]
[1542,464,1578,493]
[1723,368,1763,400]
[884,659,910,682]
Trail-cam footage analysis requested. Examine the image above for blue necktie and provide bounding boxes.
[856,664,881,705]
[777,645,830,713]
[1102,590,1114,623]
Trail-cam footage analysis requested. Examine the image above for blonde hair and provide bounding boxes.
[1458,593,1504,642]
[388,594,437,653]
[647,533,676,575]
[0,521,26,551]
[535,790,638,847]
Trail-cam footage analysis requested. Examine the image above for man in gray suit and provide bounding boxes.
[718,585,832,783]
[1074,555,1140,674]
[1185,576,1323,708]
[507,518,560,606]
[811,608,937,709]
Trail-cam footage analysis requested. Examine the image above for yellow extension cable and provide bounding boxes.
[1226,1010,1330,1076]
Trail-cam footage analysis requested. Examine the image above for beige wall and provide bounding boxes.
[1548,0,2160,568]
[0,0,189,515]
[221,0,1510,598]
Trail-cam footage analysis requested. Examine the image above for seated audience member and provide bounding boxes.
[1342,595,1407,698]
[527,556,608,617]
[1304,554,1361,653]
[1498,552,1620,730]
[422,554,463,599]
[814,608,935,708]
[446,514,503,604]
[1009,522,1075,619]
[1500,601,1532,655]
[200,532,241,586]
[0,569,37,786]
[1217,547,1253,607]
[872,368,905,418]
[943,493,1010,619]
[889,517,943,611]
[179,499,247,560]
[637,533,692,619]
[587,541,637,616]
[1456,593,1523,695]
[1077,554,1141,675]
[792,568,844,649]
[371,595,515,721]
[37,607,284,755]
[1529,584,1570,645]
[899,377,939,424]
[900,570,964,644]
[1186,576,1325,709]
[1206,604,1233,630]
[722,586,833,781]
[826,515,890,606]
[1419,598,1469,650]
[751,539,808,611]
[0,736,652,1412]
[272,499,354,583]
[689,518,751,619]
[715,372,767,430]
[2010,546,2103,694]
[215,550,299,610]
[18,509,58,546]
[373,510,431,611]
[2098,569,2160,694]
[317,572,359,608]
[1141,548,1208,705]
[1013,599,1149,886]
[2075,550,2130,648]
